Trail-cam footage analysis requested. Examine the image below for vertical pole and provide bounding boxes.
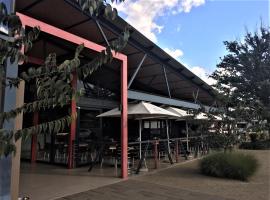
[166,120,171,154]
[175,140,179,163]
[162,65,171,98]
[9,4,23,198]
[10,81,25,200]
[186,121,189,151]
[154,140,158,169]
[139,120,142,159]
[121,58,128,179]
[68,72,77,169]
[31,112,39,163]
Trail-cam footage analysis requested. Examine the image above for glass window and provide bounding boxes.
[151,121,158,129]
[144,121,150,128]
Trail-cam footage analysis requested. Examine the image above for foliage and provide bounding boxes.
[249,133,258,142]
[210,25,270,134]
[239,140,270,150]
[200,152,258,181]
[0,1,129,156]
[206,133,238,151]
[186,100,239,151]
[77,0,124,19]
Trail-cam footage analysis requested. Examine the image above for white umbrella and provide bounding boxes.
[164,107,191,118]
[212,115,222,121]
[164,107,192,151]
[165,108,216,151]
[97,101,179,119]
[193,112,209,120]
[97,101,178,159]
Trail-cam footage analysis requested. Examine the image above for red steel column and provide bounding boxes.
[31,112,39,163]
[121,57,128,179]
[68,72,77,169]
[18,12,128,171]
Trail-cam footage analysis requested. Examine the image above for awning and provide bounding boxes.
[97,101,178,119]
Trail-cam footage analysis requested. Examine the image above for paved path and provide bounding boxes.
[59,179,233,200]
[135,150,270,200]
[58,150,270,200]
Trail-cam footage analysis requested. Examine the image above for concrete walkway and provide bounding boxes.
[19,164,122,200]
[58,150,270,200]
[59,179,233,200]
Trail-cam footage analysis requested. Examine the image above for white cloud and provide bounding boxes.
[113,1,211,85]
[164,47,184,60]
[176,25,181,32]
[188,66,216,85]
[113,0,205,42]
[179,0,206,13]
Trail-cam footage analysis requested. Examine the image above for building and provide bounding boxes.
[1,0,218,199]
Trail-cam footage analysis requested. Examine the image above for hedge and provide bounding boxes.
[200,152,258,181]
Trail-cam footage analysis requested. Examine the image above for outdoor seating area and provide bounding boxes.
[0,1,268,200]
[19,135,210,200]
[20,101,213,177]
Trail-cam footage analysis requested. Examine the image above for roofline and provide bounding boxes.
[63,0,216,102]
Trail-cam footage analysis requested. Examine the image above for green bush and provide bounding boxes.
[249,133,258,142]
[239,140,270,150]
[200,152,258,181]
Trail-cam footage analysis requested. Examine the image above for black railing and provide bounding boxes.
[83,136,210,175]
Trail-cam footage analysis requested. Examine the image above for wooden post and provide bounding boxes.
[10,80,25,200]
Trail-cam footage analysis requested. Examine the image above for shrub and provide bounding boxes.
[200,152,258,181]
[249,133,258,142]
[239,140,270,150]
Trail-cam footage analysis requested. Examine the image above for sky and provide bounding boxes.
[113,0,269,85]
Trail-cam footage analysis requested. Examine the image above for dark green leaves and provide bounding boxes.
[210,25,270,131]
[76,0,123,20]
[0,0,130,157]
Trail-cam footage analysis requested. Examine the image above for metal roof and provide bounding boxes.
[16,0,217,106]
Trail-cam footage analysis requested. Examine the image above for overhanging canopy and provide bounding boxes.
[16,0,217,106]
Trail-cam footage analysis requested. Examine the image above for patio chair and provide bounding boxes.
[37,142,50,161]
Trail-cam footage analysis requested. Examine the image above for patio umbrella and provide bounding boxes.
[97,101,179,119]
[164,107,191,118]
[164,107,191,151]
[97,101,179,159]
[165,108,218,150]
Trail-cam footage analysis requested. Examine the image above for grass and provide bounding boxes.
[200,152,258,181]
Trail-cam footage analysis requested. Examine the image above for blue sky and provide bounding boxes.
[114,0,269,84]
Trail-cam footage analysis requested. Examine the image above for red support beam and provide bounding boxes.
[31,112,39,163]
[121,57,128,179]
[68,72,77,169]
[17,12,126,61]
[18,12,129,177]
[29,57,42,164]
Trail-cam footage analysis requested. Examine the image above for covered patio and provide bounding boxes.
[15,0,217,199]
